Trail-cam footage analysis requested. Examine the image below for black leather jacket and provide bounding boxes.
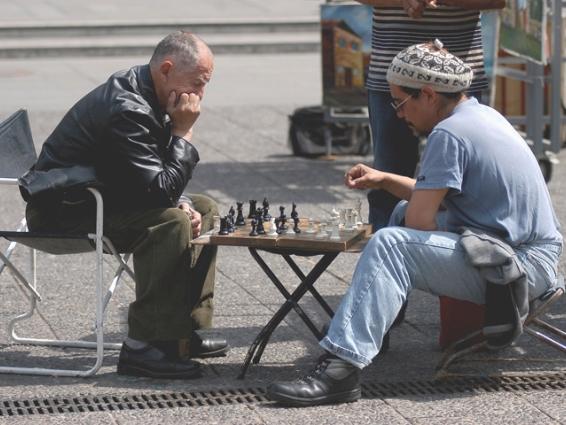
[33,64,199,211]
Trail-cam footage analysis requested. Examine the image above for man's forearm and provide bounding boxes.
[381,173,416,201]
[436,0,506,9]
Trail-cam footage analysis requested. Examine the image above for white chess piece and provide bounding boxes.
[305,217,316,234]
[330,218,341,240]
[268,217,278,236]
[316,222,328,238]
[355,199,363,225]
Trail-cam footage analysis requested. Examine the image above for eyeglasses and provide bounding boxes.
[390,94,413,112]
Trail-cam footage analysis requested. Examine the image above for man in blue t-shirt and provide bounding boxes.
[267,40,563,407]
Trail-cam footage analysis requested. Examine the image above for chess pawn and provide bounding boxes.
[293,216,301,233]
[256,216,266,235]
[219,217,229,235]
[267,217,278,236]
[249,218,258,236]
[213,215,221,233]
[330,218,341,240]
[305,217,316,234]
[248,200,257,219]
[316,222,328,238]
[235,201,246,226]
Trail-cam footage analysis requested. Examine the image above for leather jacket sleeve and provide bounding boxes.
[108,108,200,207]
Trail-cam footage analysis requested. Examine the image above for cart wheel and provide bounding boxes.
[538,158,552,183]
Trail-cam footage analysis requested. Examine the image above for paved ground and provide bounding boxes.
[0,1,565,424]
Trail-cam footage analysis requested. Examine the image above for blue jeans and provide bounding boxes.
[367,90,482,231]
[320,201,562,368]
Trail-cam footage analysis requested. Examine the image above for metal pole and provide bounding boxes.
[527,60,545,158]
[550,0,564,153]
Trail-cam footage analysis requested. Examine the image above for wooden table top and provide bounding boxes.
[192,220,372,253]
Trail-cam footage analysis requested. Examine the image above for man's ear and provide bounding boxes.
[158,60,174,80]
[420,85,438,104]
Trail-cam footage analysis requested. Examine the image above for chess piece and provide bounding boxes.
[262,197,271,221]
[290,202,298,220]
[255,209,266,234]
[219,216,229,235]
[316,222,328,238]
[305,217,316,234]
[226,206,235,232]
[278,206,288,232]
[213,215,221,233]
[248,200,257,219]
[249,218,258,236]
[235,202,246,226]
[355,199,363,225]
[267,217,278,236]
[293,216,301,234]
[330,218,341,240]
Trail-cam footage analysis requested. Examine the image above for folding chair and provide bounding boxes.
[436,275,566,375]
[0,109,135,377]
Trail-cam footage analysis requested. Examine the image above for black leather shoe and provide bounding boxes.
[190,332,230,358]
[149,334,230,360]
[117,343,202,379]
[267,353,361,406]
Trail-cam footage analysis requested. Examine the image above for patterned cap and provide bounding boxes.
[386,39,473,93]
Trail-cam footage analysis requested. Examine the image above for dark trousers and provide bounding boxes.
[26,194,218,342]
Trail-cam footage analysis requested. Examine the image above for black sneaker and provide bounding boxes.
[267,353,361,407]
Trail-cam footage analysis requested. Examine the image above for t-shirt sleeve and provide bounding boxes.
[415,128,467,193]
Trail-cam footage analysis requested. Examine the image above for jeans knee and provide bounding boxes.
[369,227,411,254]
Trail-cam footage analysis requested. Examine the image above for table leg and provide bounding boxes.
[282,254,335,317]
[238,249,338,379]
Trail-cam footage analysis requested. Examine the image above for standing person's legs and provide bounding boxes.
[367,90,419,231]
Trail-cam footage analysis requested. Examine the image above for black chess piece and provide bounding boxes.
[227,207,236,233]
[262,197,271,220]
[278,206,288,232]
[279,216,288,233]
[235,201,246,226]
[255,209,266,234]
[275,217,282,234]
[219,217,229,235]
[293,216,301,233]
[291,202,298,220]
[249,218,258,236]
[248,200,257,219]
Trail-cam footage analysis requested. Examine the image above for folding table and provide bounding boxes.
[192,222,370,378]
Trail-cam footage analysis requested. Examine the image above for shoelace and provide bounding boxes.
[297,355,332,383]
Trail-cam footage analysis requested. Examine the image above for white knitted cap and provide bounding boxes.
[386,39,473,93]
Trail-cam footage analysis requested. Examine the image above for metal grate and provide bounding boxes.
[1,374,566,417]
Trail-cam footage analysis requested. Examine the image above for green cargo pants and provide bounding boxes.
[26,193,218,342]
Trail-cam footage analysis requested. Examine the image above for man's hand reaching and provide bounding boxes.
[344,163,389,190]
[167,91,201,141]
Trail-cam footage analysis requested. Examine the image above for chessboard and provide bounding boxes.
[192,218,371,252]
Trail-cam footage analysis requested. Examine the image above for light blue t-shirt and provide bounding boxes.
[415,97,562,246]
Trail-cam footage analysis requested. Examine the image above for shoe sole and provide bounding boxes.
[268,388,361,407]
[191,345,230,359]
[117,363,202,380]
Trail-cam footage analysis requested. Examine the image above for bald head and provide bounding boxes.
[150,31,212,73]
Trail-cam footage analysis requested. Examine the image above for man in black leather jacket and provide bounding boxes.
[24,31,228,379]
